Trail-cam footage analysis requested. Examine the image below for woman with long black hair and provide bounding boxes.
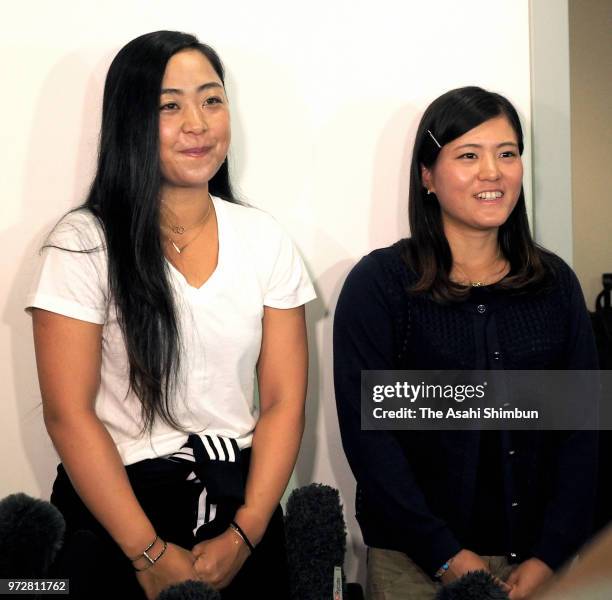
[27,31,315,599]
[334,87,598,599]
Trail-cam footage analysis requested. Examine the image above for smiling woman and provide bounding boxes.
[156,49,231,284]
[334,87,599,600]
[158,50,230,191]
[421,115,523,237]
[25,31,315,600]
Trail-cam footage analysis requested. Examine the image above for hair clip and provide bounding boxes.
[427,129,442,149]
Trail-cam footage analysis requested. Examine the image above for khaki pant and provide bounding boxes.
[366,547,516,600]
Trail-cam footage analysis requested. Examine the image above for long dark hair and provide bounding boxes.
[403,86,553,303]
[83,31,236,433]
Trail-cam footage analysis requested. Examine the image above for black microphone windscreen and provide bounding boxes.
[0,493,65,578]
[435,570,510,600]
[284,483,347,600]
[157,579,220,600]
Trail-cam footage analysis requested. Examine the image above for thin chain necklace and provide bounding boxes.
[453,252,507,287]
[161,197,213,254]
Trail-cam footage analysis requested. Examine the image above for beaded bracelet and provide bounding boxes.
[229,520,255,553]
[434,556,454,579]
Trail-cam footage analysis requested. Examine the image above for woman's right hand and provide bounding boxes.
[136,542,199,600]
[440,549,512,594]
[440,549,488,584]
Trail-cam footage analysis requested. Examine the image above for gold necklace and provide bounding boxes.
[162,199,213,254]
[161,197,212,236]
[453,254,507,287]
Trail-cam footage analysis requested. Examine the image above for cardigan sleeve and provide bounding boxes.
[531,265,599,569]
[333,253,462,577]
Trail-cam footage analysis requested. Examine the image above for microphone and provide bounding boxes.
[284,483,347,600]
[435,570,510,600]
[0,493,65,578]
[157,580,221,599]
[0,492,219,600]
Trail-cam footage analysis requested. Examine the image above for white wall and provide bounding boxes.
[0,0,532,583]
[529,0,573,264]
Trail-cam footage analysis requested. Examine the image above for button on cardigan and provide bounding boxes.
[333,241,599,577]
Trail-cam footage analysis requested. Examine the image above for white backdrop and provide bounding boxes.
[0,0,532,582]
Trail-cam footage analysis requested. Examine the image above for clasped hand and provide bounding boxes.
[136,530,250,599]
[440,550,553,599]
[506,558,553,599]
[440,549,512,594]
[192,528,251,589]
[136,542,199,600]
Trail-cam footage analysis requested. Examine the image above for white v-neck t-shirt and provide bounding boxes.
[26,197,316,465]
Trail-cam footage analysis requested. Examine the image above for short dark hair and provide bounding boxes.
[403,86,553,303]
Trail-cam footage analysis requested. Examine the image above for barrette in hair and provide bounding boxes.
[427,129,442,149]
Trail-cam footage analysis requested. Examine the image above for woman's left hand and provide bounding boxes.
[506,557,553,599]
[192,528,251,589]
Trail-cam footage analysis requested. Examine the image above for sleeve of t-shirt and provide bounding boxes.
[24,211,108,325]
[261,217,316,309]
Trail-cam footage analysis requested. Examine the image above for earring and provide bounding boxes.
[427,189,432,195]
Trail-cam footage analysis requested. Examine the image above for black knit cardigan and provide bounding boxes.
[333,241,599,577]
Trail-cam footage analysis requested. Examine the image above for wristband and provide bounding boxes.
[230,520,255,553]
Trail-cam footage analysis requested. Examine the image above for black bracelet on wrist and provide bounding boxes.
[230,520,255,553]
